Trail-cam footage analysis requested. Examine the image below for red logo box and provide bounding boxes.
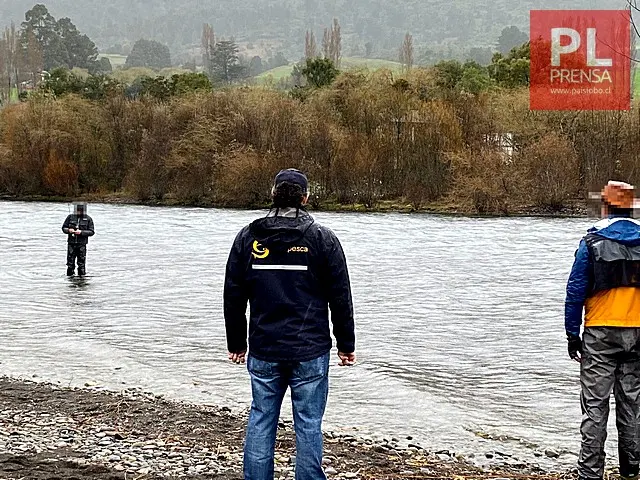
[530,10,631,111]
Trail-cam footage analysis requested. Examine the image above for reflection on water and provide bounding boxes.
[0,201,608,468]
[67,276,91,290]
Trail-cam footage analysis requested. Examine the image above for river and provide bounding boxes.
[0,201,607,469]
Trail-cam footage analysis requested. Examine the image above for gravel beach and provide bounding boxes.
[0,377,573,480]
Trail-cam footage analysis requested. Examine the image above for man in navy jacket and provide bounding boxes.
[224,169,355,480]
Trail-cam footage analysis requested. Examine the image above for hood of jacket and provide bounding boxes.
[249,211,315,248]
[588,217,640,246]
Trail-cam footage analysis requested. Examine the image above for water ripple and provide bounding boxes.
[0,202,605,466]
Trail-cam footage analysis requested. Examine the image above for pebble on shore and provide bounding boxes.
[0,377,570,480]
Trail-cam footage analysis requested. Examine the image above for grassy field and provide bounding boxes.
[634,68,640,99]
[256,57,403,84]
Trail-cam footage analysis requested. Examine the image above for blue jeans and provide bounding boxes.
[244,352,330,480]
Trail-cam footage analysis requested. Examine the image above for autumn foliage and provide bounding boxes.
[1,70,640,214]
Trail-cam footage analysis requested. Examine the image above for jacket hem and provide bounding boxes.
[248,347,332,363]
[585,320,640,328]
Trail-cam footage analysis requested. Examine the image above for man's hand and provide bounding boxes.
[338,351,356,366]
[228,351,246,364]
[567,335,582,363]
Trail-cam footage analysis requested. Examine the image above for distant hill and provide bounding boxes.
[0,0,625,60]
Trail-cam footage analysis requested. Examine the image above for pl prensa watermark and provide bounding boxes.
[530,10,631,111]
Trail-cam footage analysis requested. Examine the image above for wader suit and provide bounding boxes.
[565,217,640,480]
[62,205,94,276]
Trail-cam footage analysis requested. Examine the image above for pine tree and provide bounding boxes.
[211,39,245,84]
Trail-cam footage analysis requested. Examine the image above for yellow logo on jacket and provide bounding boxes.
[252,241,269,259]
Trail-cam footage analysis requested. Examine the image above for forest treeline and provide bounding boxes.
[1,65,639,214]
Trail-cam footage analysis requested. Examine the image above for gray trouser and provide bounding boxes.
[579,327,640,480]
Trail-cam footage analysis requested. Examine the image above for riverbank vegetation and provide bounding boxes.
[0,70,634,214]
[1,56,639,214]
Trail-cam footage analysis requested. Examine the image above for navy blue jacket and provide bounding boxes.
[224,211,355,362]
[565,217,640,336]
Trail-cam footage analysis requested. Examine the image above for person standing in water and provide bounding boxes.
[565,181,640,480]
[62,202,95,276]
[224,168,356,480]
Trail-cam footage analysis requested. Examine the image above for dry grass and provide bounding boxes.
[1,72,640,213]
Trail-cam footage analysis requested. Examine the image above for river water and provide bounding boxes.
[0,201,609,468]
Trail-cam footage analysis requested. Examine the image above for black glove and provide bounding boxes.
[567,334,582,362]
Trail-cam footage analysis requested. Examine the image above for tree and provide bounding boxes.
[40,67,85,96]
[249,55,263,76]
[365,42,373,57]
[497,26,528,55]
[488,42,530,87]
[291,62,305,87]
[201,23,215,77]
[301,57,338,88]
[170,72,212,95]
[21,27,43,87]
[139,76,172,100]
[322,28,331,59]
[329,18,341,67]
[82,74,122,100]
[458,62,492,94]
[21,5,97,71]
[125,72,211,100]
[432,59,493,94]
[1,24,21,102]
[266,52,288,70]
[89,57,112,75]
[210,39,246,84]
[55,17,98,69]
[321,19,341,66]
[467,47,493,66]
[433,60,465,90]
[399,32,414,72]
[21,4,56,54]
[305,30,317,59]
[126,39,172,70]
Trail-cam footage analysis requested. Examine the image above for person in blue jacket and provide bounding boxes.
[224,168,356,480]
[565,181,640,480]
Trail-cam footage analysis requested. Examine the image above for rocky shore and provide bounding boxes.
[0,377,573,480]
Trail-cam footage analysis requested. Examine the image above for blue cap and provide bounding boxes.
[274,169,308,193]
